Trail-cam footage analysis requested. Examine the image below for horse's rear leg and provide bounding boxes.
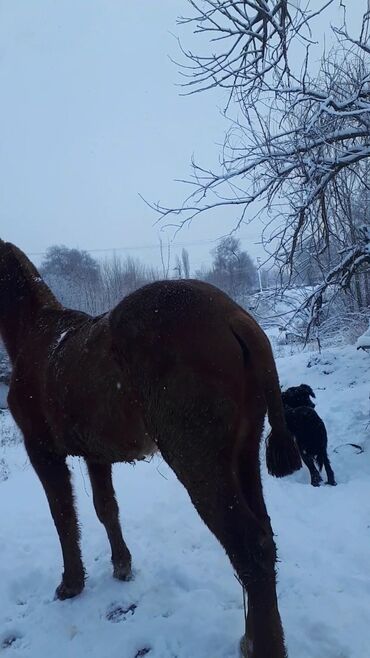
[159,432,287,658]
[86,461,132,581]
[237,433,287,658]
[26,444,85,599]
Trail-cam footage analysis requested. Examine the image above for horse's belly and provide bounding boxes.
[66,429,156,463]
[49,400,157,463]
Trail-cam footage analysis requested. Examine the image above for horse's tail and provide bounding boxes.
[231,314,302,478]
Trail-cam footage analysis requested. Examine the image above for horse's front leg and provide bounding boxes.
[26,440,85,599]
[86,460,132,581]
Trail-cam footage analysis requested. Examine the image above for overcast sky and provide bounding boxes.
[0,1,366,273]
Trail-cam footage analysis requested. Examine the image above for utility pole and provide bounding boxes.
[256,256,263,293]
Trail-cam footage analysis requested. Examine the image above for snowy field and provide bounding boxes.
[1,343,369,658]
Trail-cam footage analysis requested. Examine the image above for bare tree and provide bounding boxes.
[41,245,100,283]
[181,248,191,278]
[174,254,183,278]
[159,238,171,279]
[153,2,370,336]
[100,254,158,310]
[197,236,257,302]
[40,245,102,314]
[174,248,191,278]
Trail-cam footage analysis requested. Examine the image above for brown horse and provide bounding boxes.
[0,240,301,658]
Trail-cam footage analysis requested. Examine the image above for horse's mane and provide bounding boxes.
[1,241,61,309]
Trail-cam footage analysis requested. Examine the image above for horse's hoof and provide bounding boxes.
[240,635,252,658]
[55,579,84,600]
[113,562,132,582]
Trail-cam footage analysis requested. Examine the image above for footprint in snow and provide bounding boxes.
[106,602,137,623]
[1,630,23,650]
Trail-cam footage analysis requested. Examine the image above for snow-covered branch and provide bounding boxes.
[177,0,335,105]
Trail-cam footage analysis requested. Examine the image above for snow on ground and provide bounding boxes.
[1,343,370,658]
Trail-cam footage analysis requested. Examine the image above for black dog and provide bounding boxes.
[282,384,316,409]
[282,385,336,487]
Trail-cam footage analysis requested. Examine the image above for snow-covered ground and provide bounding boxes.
[1,344,369,658]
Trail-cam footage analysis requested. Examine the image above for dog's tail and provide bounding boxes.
[231,315,302,478]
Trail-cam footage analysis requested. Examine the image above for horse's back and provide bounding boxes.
[109,279,245,378]
[110,279,237,326]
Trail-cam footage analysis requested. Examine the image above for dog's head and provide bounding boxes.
[282,384,316,409]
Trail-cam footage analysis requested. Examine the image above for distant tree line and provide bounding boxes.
[39,245,159,314]
[40,239,367,346]
[38,238,262,315]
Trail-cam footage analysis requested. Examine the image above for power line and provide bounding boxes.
[27,234,257,258]
[27,238,217,257]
